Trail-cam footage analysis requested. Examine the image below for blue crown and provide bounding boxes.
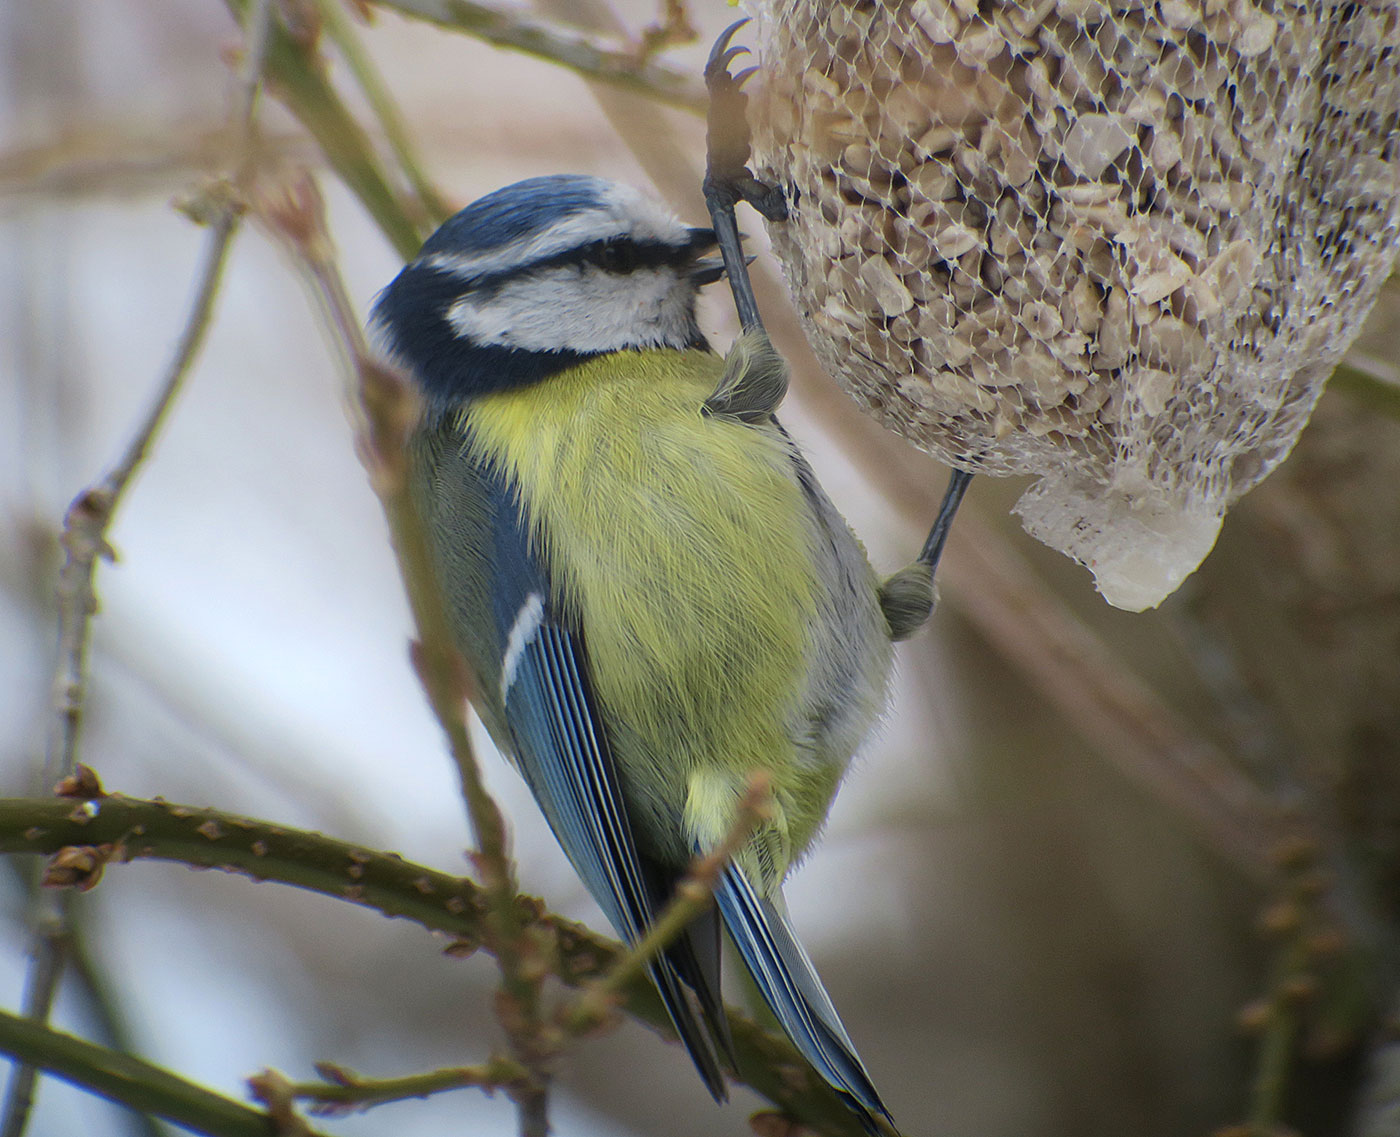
[419,175,616,258]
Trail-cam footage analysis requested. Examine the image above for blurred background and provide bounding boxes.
[2,2,1399,1136]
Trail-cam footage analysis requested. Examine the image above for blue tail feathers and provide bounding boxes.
[714,864,893,1132]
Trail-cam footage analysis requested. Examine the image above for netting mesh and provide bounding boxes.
[746,0,1400,609]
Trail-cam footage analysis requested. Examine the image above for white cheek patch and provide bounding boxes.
[501,591,546,701]
[447,266,699,354]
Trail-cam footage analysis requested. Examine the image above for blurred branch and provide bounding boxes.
[634,0,699,62]
[0,1008,334,1137]
[274,1058,527,1113]
[372,0,707,113]
[0,795,488,936]
[0,127,308,203]
[312,0,452,227]
[1333,354,1400,421]
[222,0,426,259]
[0,862,168,1137]
[1,5,275,1136]
[0,792,868,1136]
[941,510,1284,880]
[1231,845,1358,1136]
[255,170,551,1134]
[223,0,706,268]
[531,0,704,214]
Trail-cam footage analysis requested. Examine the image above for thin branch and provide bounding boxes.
[2,6,274,1136]
[634,0,698,63]
[278,1058,528,1114]
[0,795,489,938]
[0,1008,335,1137]
[221,0,426,260]
[1233,847,1346,1136]
[1332,356,1400,421]
[372,0,706,114]
[0,124,309,203]
[255,170,552,1136]
[312,0,452,228]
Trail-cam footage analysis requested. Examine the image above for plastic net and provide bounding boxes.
[747,0,1400,609]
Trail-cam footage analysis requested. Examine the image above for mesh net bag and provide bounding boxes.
[745,0,1400,609]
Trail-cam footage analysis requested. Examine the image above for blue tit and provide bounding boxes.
[373,175,925,1131]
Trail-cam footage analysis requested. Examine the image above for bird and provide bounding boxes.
[372,174,927,1132]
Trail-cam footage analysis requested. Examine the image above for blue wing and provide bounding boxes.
[714,864,891,1132]
[486,474,732,1098]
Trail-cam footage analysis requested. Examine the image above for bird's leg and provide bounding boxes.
[703,21,974,635]
[703,328,788,423]
[878,469,975,641]
[702,18,785,335]
[701,19,790,420]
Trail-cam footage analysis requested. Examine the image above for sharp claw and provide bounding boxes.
[710,17,749,61]
[731,65,758,88]
[709,44,750,81]
[705,18,752,81]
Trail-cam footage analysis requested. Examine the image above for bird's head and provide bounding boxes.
[372,175,721,407]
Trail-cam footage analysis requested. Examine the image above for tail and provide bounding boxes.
[714,865,893,1133]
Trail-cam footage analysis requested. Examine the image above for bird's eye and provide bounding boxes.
[594,240,638,274]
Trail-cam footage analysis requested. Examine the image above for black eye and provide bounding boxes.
[594,240,638,274]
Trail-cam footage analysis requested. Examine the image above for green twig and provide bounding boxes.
[0,1008,333,1137]
[0,793,869,1135]
[282,1057,528,1113]
[313,0,452,228]
[223,0,425,259]
[0,795,488,934]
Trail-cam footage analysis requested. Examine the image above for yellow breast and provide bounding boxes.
[462,349,823,855]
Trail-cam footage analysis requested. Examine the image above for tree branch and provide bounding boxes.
[222,0,427,259]
[0,792,868,1135]
[0,795,486,936]
[277,1058,527,1114]
[371,0,705,113]
[312,0,452,227]
[0,1008,334,1137]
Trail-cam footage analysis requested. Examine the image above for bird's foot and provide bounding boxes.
[703,19,787,223]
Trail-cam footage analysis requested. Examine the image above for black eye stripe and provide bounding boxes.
[417,238,695,300]
[535,238,692,276]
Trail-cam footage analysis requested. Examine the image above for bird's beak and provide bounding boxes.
[691,253,756,286]
[686,227,726,285]
[686,226,719,252]
[691,257,727,286]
